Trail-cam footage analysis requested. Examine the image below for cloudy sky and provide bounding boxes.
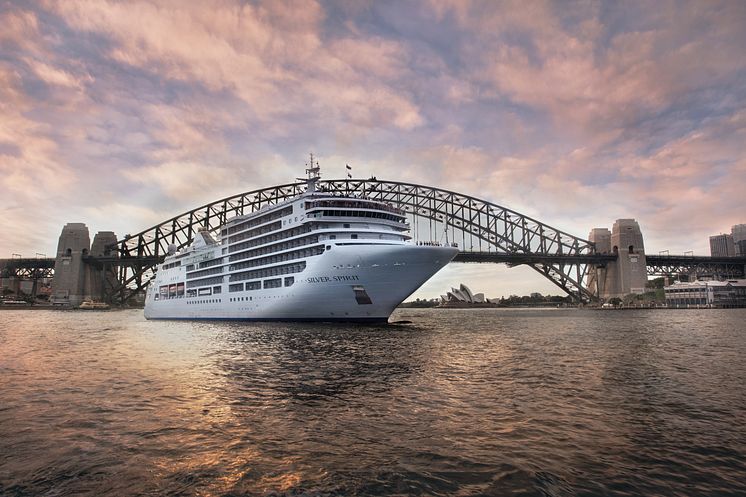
[1,0,744,298]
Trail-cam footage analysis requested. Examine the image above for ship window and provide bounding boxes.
[330,235,336,240]
[326,245,331,250]
[344,224,350,228]
[246,281,261,291]
[229,283,243,292]
[264,278,282,289]
[213,286,221,294]
[351,234,358,239]
[352,285,373,305]
[284,277,294,287]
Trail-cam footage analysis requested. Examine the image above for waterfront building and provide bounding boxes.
[731,224,746,256]
[440,283,487,305]
[709,234,736,257]
[664,279,746,308]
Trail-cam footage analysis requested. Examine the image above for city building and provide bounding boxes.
[709,234,736,257]
[664,279,746,308]
[732,224,746,256]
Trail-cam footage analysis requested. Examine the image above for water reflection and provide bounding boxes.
[1,309,745,496]
[217,322,428,404]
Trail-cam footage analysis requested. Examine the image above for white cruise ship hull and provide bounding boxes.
[144,244,457,322]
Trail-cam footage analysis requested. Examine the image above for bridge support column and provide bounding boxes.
[51,223,91,306]
[90,231,118,303]
[588,220,647,300]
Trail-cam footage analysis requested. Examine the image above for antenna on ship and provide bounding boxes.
[298,152,321,192]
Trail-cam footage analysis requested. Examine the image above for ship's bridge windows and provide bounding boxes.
[306,199,404,215]
[316,209,405,223]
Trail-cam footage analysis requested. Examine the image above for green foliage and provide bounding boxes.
[646,277,665,289]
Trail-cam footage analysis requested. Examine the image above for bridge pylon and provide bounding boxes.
[50,224,119,306]
[588,219,647,300]
[50,223,91,306]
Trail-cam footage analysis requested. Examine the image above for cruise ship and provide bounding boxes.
[144,161,458,322]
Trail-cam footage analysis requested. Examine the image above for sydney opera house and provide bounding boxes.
[439,284,495,306]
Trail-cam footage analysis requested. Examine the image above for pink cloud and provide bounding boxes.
[52,0,423,131]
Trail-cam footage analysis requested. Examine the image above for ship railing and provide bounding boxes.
[415,241,459,248]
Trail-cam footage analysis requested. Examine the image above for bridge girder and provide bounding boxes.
[645,255,745,278]
[0,258,55,280]
[110,179,600,304]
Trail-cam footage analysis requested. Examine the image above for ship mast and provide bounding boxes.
[298,152,321,192]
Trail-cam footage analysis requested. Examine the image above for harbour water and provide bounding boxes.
[1,308,745,496]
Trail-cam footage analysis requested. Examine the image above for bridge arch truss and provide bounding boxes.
[113,179,599,303]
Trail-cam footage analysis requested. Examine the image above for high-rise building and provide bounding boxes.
[732,224,746,256]
[709,233,736,257]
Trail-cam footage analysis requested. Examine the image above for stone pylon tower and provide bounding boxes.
[587,228,611,298]
[51,223,91,306]
[89,231,119,302]
[587,219,647,300]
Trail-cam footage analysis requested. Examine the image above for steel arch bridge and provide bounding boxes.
[110,179,603,304]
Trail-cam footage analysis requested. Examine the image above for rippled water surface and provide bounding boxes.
[1,308,745,496]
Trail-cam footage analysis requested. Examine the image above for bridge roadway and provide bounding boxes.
[0,258,55,279]
[454,252,746,277]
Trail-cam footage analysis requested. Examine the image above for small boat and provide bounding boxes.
[78,300,110,310]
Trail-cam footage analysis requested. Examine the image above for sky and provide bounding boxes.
[1,0,745,299]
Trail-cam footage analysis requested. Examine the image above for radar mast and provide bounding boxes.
[298,153,321,192]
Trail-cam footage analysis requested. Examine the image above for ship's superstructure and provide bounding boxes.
[144,160,458,321]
